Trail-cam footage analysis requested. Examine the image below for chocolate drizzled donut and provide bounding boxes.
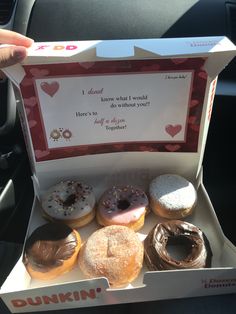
[144,220,212,270]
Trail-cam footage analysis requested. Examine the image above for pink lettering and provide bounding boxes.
[11,299,27,308]
[80,289,96,300]
[27,297,42,306]
[42,294,59,304]
[10,287,101,308]
[35,45,50,50]
[66,45,77,50]
[59,292,73,302]
[73,291,80,300]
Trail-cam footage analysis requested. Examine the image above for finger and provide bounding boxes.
[0,46,27,68]
[0,29,34,47]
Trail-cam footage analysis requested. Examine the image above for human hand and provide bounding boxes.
[0,29,34,69]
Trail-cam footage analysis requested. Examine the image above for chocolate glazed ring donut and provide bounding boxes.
[144,220,212,270]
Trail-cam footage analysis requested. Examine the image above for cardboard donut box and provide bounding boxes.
[1,36,236,313]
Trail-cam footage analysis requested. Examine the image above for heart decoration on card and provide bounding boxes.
[165,144,181,152]
[198,71,207,80]
[40,81,59,97]
[188,116,197,124]
[30,68,49,77]
[190,99,199,108]
[165,124,182,137]
[28,120,37,128]
[171,58,188,65]
[24,97,37,107]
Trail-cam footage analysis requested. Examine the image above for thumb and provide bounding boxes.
[0,46,27,68]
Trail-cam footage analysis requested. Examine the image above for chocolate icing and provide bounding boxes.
[144,220,212,270]
[23,222,78,272]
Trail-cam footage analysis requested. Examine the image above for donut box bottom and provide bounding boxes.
[1,177,236,313]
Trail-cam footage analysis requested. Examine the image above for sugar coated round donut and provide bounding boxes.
[23,222,82,280]
[41,180,96,228]
[144,220,212,270]
[78,225,144,287]
[149,174,197,219]
[96,185,149,231]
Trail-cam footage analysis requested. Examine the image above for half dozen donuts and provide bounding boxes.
[23,174,212,287]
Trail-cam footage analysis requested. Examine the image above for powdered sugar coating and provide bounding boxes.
[149,174,197,211]
[78,225,144,287]
[42,181,95,220]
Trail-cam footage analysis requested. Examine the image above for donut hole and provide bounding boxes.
[165,235,193,262]
[117,199,130,210]
[63,194,76,207]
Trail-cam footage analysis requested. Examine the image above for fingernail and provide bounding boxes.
[13,48,27,61]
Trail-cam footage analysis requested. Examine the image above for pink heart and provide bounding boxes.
[24,97,37,107]
[41,81,59,97]
[190,124,200,132]
[198,71,207,80]
[30,68,49,77]
[35,150,50,159]
[25,108,30,116]
[139,145,155,152]
[171,58,188,65]
[79,62,95,69]
[28,120,37,128]
[190,99,199,108]
[113,144,125,150]
[165,144,181,152]
[188,116,197,124]
[165,124,182,137]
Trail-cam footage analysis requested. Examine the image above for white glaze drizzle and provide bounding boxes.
[42,181,95,220]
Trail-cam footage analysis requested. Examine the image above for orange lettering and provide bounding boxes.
[53,45,65,50]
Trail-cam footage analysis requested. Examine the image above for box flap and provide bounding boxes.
[2,37,236,191]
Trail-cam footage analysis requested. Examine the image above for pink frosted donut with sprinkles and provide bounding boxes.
[41,180,96,228]
[96,185,149,231]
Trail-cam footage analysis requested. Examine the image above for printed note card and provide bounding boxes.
[20,58,207,161]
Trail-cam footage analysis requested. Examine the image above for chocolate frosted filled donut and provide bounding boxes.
[97,185,149,231]
[41,180,96,228]
[144,220,212,270]
[23,222,81,280]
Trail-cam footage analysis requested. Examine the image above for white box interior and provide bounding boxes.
[2,170,236,295]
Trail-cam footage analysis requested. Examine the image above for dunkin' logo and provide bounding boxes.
[35,44,79,51]
[11,288,102,308]
[187,40,221,47]
[202,278,236,289]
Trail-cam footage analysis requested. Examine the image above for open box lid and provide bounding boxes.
[3,36,236,192]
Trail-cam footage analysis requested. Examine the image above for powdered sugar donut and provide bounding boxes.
[96,185,149,231]
[149,174,197,219]
[78,225,144,287]
[41,180,96,228]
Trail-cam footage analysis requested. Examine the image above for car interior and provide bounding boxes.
[0,0,236,313]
